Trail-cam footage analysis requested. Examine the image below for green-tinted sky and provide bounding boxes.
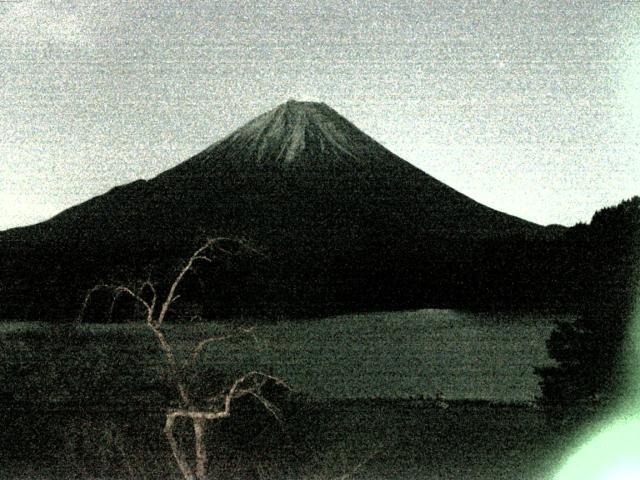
[1,1,639,230]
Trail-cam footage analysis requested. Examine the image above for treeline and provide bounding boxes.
[536,196,639,406]
[0,197,637,323]
[460,198,637,312]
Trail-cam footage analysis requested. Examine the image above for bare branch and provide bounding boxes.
[184,326,258,371]
[169,372,288,422]
[205,392,227,408]
[79,237,274,480]
[186,334,232,368]
[77,284,107,323]
[107,290,123,323]
[113,285,151,311]
[242,391,283,422]
[157,237,239,326]
[138,279,157,313]
[167,408,230,422]
[149,324,190,406]
[77,283,152,323]
[243,326,261,350]
[226,370,290,412]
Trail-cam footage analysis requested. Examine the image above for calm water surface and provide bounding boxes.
[218,309,572,402]
[0,309,573,403]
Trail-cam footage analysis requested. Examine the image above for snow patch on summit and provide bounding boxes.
[222,100,365,166]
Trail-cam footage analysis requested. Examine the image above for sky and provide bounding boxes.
[1,0,639,230]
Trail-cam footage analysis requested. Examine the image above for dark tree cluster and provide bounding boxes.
[536,196,640,406]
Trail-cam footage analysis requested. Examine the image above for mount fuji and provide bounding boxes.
[0,100,551,319]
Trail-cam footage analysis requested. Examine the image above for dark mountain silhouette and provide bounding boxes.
[0,100,559,320]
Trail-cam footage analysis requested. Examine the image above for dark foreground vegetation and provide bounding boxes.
[1,397,581,480]
[0,322,595,479]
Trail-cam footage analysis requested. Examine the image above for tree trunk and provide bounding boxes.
[164,413,195,480]
[194,418,208,480]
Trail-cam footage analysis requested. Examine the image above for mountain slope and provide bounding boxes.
[9,100,538,242]
[0,100,549,320]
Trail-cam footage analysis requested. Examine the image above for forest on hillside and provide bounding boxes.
[0,197,637,323]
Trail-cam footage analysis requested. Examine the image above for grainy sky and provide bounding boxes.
[1,0,639,230]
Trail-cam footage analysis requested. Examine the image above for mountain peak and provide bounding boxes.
[188,99,376,169]
[275,98,332,120]
[274,98,328,120]
[283,98,325,108]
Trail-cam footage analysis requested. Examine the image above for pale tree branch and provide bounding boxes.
[157,237,248,326]
[184,326,257,371]
[138,279,157,313]
[186,335,232,368]
[77,284,152,323]
[242,326,261,350]
[79,237,281,480]
[148,323,191,406]
[198,371,290,417]
[107,291,121,323]
[161,369,289,480]
[241,390,283,423]
[226,371,289,409]
[112,285,152,313]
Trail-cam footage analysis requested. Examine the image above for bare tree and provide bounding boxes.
[79,238,287,480]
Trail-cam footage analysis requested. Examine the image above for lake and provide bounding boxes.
[0,309,570,404]
[217,309,568,402]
